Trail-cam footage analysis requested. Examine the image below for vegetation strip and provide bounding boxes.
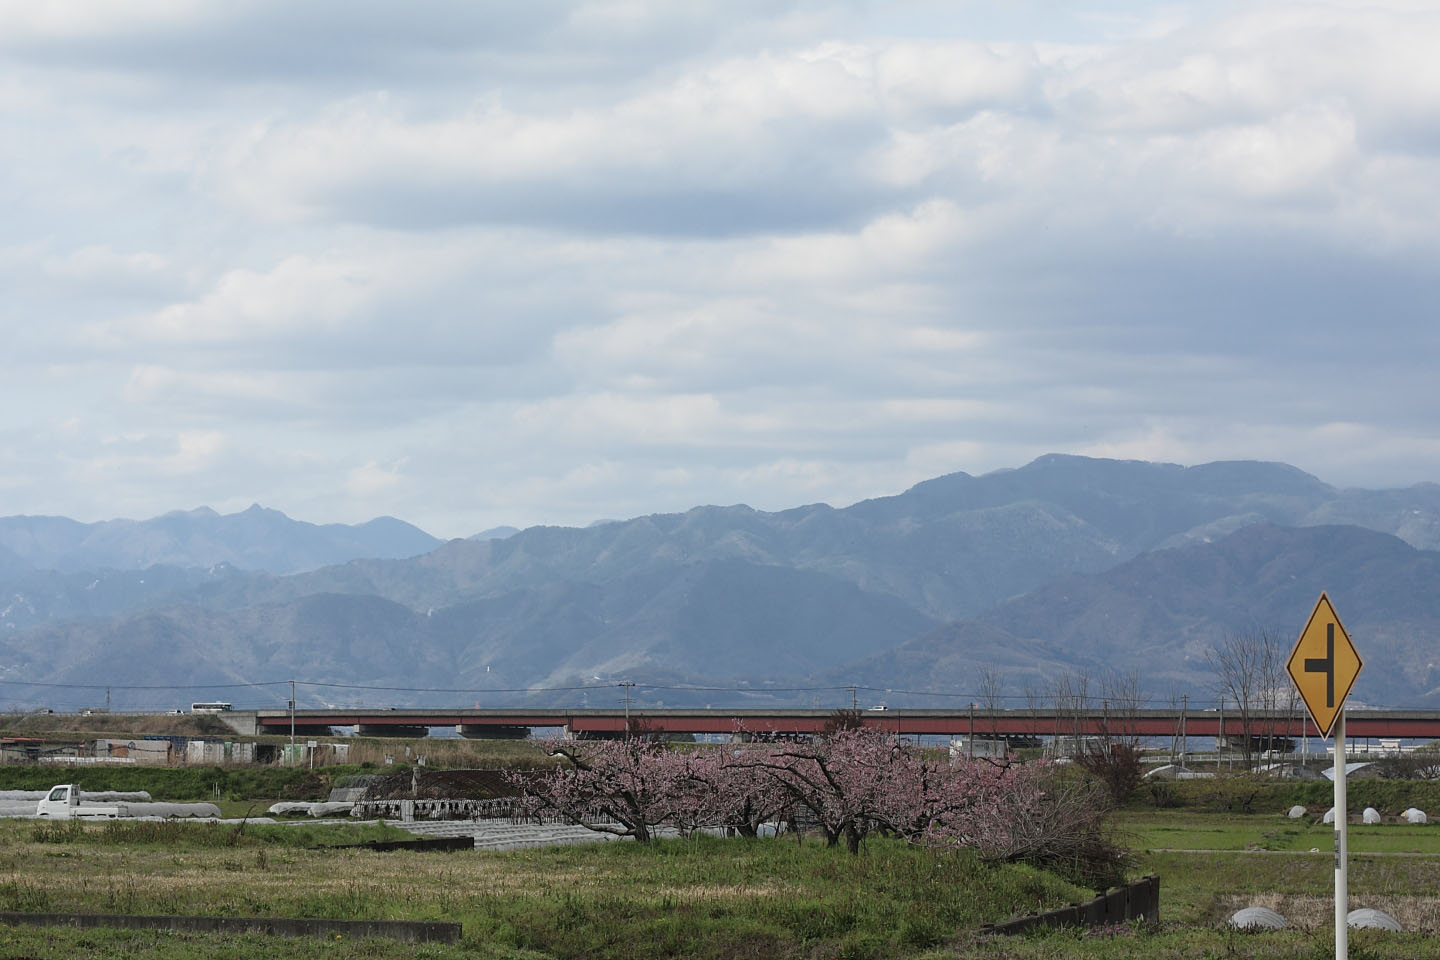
[0,911,461,943]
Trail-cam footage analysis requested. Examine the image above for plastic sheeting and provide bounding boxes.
[1348,908,1403,931]
[0,801,43,818]
[267,801,354,818]
[0,790,151,801]
[123,802,222,819]
[0,790,162,819]
[1229,907,1287,930]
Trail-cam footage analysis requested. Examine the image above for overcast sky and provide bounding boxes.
[3,1,1439,538]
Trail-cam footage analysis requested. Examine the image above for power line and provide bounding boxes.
[295,681,615,693]
[0,679,289,691]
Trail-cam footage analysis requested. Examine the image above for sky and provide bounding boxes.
[3,0,1440,539]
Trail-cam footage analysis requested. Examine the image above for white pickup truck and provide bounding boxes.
[34,784,128,819]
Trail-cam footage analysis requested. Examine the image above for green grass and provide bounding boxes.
[5,797,1440,958]
[21,817,411,849]
[939,807,1440,958]
[5,922,1434,960]
[957,925,1440,959]
[1137,773,1440,815]
[0,821,1090,960]
[1124,808,1440,855]
[0,926,532,960]
[0,764,333,801]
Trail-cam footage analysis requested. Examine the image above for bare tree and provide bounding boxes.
[977,665,1005,750]
[1206,629,1271,769]
[1255,629,1290,762]
[1078,669,1146,803]
[1048,669,1090,760]
[1023,681,1044,753]
[1098,668,1144,750]
[1373,745,1440,780]
[1164,680,1185,764]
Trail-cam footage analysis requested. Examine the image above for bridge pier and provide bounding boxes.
[456,724,531,740]
[356,725,430,738]
[218,714,258,736]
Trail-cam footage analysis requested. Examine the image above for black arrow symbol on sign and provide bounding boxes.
[1305,623,1336,708]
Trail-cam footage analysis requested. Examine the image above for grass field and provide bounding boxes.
[2,797,1440,957]
[1126,808,1440,855]
[0,819,1088,960]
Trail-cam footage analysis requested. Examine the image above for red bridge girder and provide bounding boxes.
[247,708,1440,740]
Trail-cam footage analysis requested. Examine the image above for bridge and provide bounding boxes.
[217,707,1440,741]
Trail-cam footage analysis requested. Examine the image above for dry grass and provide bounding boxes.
[1217,892,1440,933]
[0,829,802,917]
[0,711,233,738]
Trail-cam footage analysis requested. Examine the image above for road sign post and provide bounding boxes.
[1287,592,1362,960]
[1335,711,1347,960]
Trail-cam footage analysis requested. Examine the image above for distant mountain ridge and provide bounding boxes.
[818,523,1440,709]
[147,454,1440,624]
[4,455,1440,710]
[0,505,442,575]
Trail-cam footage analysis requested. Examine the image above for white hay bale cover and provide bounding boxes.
[1347,908,1402,931]
[1229,906,1288,930]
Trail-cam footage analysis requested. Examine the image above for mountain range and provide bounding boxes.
[0,505,440,577]
[2,455,1438,712]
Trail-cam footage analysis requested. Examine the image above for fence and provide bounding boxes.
[978,875,1159,936]
[351,797,528,822]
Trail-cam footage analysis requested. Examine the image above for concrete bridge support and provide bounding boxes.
[356,724,430,738]
[456,724,531,740]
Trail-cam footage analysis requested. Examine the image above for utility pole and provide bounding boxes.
[1302,703,1308,766]
[105,686,110,713]
[618,681,634,739]
[1101,698,1110,756]
[1180,693,1188,766]
[289,680,296,765]
[1220,696,1231,770]
[848,685,857,712]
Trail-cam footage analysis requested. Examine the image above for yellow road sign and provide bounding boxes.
[1286,592,1362,739]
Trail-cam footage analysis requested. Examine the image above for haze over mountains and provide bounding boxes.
[0,505,440,577]
[2,455,1438,713]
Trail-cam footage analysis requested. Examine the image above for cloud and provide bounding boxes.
[0,0,809,94]
[84,430,230,479]
[3,1,1440,537]
[347,458,408,498]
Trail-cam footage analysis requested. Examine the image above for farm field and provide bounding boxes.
[3,794,1440,957]
[1126,808,1440,856]
[0,819,1087,960]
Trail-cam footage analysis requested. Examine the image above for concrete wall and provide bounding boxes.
[94,740,172,764]
[979,875,1160,936]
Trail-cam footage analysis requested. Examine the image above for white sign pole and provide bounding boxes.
[1335,710,1348,960]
